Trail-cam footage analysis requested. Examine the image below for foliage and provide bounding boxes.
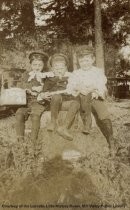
[0,0,35,38]
[0,0,130,45]
[101,0,130,45]
[35,0,130,45]
[35,0,94,44]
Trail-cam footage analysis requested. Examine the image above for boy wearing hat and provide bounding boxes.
[15,52,49,144]
[57,47,116,155]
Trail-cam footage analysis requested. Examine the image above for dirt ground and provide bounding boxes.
[0,100,130,210]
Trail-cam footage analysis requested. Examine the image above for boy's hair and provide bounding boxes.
[29,52,49,64]
[76,47,95,58]
[48,53,69,69]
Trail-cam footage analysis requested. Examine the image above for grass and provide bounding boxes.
[0,102,130,210]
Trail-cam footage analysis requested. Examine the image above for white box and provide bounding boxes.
[0,88,27,105]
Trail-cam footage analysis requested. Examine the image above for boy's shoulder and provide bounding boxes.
[91,66,103,72]
[90,66,105,76]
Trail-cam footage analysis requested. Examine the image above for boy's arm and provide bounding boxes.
[20,72,39,96]
[37,78,53,101]
[66,73,96,96]
[66,74,81,96]
[19,72,30,89]
[31,84,44,93]
[93,70,107,99]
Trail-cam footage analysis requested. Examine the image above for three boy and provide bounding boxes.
[15,48,116,155]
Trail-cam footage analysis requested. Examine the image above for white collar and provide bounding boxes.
[28,71,43,83]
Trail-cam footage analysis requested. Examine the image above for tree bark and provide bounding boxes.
[20,0,35,33]
[129,0,130,9]
[94,0,105,71]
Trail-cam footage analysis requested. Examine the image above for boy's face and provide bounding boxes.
[78,54,94,71]
[31,60,44,72]
[51,61,68,77]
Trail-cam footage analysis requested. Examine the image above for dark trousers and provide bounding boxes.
[15,102,45,142]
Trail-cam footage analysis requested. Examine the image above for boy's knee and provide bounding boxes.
[16,112,25,122]
[51,94,62,103]
[31,114,41,121]
[31,115,41,128]
[71,101,80,110]
[92,99,109,120]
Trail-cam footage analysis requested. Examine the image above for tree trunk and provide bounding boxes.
[94,0,105,71]
[20,0,35,34]
[129,0,130,9]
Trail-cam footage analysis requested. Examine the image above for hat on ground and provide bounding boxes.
[48,53,69,68]
[29,52,49,63]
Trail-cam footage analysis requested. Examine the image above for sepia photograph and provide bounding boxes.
[0,0,130,210]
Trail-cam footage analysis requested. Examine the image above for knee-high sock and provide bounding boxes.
[30,115,41,143]
[50,95,62,123]
[98,119,114,148]
[64,101,80,129]
[80,94,92,130]
[16,113,25,140]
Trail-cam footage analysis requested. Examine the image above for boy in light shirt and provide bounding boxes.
[57,48,116,155]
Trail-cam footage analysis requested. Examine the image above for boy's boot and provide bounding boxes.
[99,119,116,156]
[16,113,25,142]
[57,101,80,141]
[47,95,62,131]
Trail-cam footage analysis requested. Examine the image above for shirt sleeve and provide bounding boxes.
[66,72,80,96]
[94,69,107,98]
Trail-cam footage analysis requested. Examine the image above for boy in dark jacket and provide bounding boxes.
[38,53,80,140]
[15,52,49,144]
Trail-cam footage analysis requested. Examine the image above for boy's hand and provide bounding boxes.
[43,92,52,100]
[80,87,96,96]
[92,92,99,99]
[31,91,38,96]
[37,92,52,101]
[26,89,37,96]
[32,86,43,93]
